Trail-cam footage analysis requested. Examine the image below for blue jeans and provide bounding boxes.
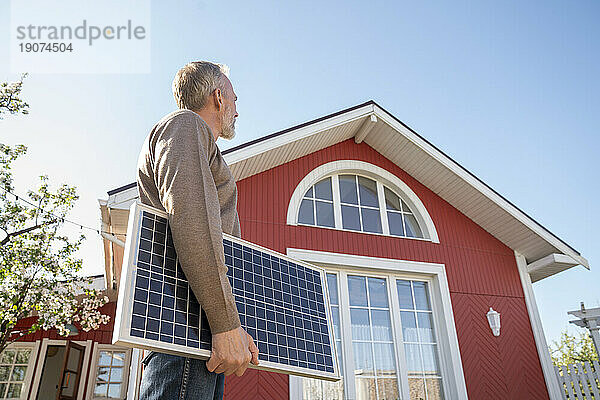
[139,352,225,400]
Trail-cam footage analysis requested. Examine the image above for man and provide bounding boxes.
[136,61,259,399]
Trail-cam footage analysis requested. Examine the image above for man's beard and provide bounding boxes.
[219,105,236,140]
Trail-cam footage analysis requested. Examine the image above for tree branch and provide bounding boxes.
[0,222,52,245]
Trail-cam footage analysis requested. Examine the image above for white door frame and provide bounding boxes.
[28,338,92,400]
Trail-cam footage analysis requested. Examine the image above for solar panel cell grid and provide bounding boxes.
[114,204,339,380]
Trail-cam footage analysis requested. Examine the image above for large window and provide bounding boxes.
[0,345,34,400]
[296,174,425,239]
[303,273,345,399]
[90,346,131,400]
[298,270,449,400]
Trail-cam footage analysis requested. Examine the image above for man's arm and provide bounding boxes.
[152,112,240,334]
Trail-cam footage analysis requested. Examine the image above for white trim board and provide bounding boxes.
[28,338,91,400]
[372,105,588,270]
[286,247,468,400]
[516,251,563,400]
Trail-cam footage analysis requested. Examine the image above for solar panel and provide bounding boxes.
[113,202,340,381]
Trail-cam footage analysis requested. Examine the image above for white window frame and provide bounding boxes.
[87,344,132,400]
[0,341,39,400]
[287,160,439,243]
[29,338,92,400]
[286,248,467,400]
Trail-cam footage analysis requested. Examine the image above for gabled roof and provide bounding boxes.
[221,100,589,281]
[107,101,588,281]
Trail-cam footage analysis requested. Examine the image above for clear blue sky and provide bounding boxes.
[0,0,598,345]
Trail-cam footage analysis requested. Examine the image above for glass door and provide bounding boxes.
[57,342,85,400]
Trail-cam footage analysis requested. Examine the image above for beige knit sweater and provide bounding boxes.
[136,109,241,334]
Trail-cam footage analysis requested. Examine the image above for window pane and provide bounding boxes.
[112,352,126,366]
[417,312,435,343]
[384,187,401,211]
[10,366,26,381]
[413,282,431,311]
[341,205,361,231]
[358,176,379,207]
[67,347,82,370]
[108,383,121,398]
[371,310,392,341]
[387,211,405,236]
[109,367,123,383]
[314,177,333,200]
[361,208,382,233]
[304,186,314,198]
[98,351,112,366]
[421,344,440,374]
[0,366,9,380]
[6,383,21,398]
[15,350,30,364]
[339,175,358,204]
[298,199,314,225]
[404,343,423,374]
[0,383,5,398]
[401,199,411,213]
[350,309,371,340]
[348,276,368,306]
[426,378,444,400]
[400,311,418,342]
[396,280,414,309]
[355,377,377,399]
[94,382,108,396]
[0,350,15,364]
[331,306,341,339]
[326,273,339,305]
[408,378,426,400]
[335,341,344,375]
[404,214,423,238]
[97,366,110,383]
[315,200,335,227]
[373,343,396,373]
[378,378,399,400]
[323,378,345,400]
[352,343,374,374]
[303,379,321,400]
[367,277,388,308]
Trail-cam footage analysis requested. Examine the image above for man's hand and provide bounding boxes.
[206,326,259,376]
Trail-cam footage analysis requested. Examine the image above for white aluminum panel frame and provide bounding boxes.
[113,202,341,382]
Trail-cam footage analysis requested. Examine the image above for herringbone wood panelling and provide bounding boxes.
[232,139,548,400]
[225,369,288,400]
[452,293,549,399]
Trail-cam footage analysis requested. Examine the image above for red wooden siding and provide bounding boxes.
[225,139,548,400]
[13,302,116,344]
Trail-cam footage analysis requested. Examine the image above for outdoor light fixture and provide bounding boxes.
[487,307,501,337]
[65,324,79,337]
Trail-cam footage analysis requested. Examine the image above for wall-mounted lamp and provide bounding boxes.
[487,307,501,336]
[65,324,79,337]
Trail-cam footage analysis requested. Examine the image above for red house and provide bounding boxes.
[3,101,588,399]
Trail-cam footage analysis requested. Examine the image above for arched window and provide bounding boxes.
[288,161,438,242]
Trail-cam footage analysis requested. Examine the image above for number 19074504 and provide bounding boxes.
[19,42,73,52]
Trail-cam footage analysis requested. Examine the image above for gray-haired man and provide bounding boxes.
[137,61,259,399]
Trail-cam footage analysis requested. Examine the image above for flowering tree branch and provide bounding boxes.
[0,142,110,354]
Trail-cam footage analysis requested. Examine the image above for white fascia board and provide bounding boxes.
[108,186,140,209]
[372,104,589,270]
[515,251,563,400]
[526,253,580,275]
[223,104,375,166]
